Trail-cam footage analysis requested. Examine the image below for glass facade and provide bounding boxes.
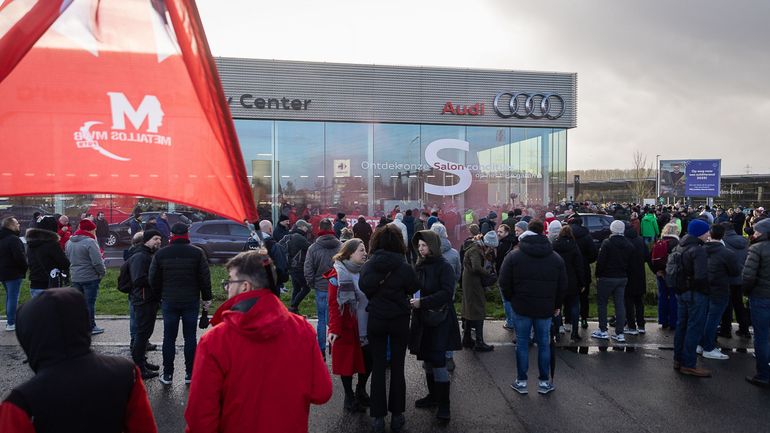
[236,119,567,231]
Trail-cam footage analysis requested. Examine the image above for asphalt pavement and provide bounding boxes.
[1,319,768,433]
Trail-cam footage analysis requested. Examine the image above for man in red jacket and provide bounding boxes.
[185,250,333,433]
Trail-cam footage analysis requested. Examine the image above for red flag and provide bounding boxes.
[0,0,257,222]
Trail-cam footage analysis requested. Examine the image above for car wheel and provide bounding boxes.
[106,232,118,247]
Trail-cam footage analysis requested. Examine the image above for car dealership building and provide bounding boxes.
[217,57,577,221]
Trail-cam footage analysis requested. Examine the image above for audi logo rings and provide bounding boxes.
[493,92,565,120]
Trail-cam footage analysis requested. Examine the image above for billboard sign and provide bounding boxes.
[659,159,721,198]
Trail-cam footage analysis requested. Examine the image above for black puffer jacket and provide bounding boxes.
[704,241,740,296]
[25,229,69,289]
[149,238,212,303]
[723,228,749,286]
[359,250,417,320]
[284,228,312,273]
[127,245,158,305]
[595,235,634,279]
[679,234,709,294]
[569,222,597,284]
[0,227,27,281]
[408,231,462,359]
[6,288,138,433]
[624,227,649,296]
[499,234,566,318]
[742,234,770,298]
[551,236,585,297]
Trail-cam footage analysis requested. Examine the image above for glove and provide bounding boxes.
[198,308,210,329]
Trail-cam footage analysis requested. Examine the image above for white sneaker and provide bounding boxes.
[611,334,626,343]
[623,328,639,335]
[696,345,703,355]
[702,348,729,360]
[558,326,566,335]
[591,330,609,340]
[5,324,15,331]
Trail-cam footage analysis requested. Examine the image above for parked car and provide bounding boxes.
[0,205,54,233]
[189,220,252,262]
[558,213,615,247]
[105,212,197,247]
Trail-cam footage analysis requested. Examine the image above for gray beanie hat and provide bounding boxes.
[610,220,626,235]
[547,220,562,237]
[753,218,770,235]
[483,230,499,248]
[515,221,529,232]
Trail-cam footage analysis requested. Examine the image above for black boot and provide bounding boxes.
[462,319,475,349]
[434,381,451,422]
[356,379,371,407]
[344,391,365,413]
[415,374,437,408]
[473,320,494,352]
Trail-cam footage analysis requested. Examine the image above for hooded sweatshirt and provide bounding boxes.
[722,228,749,286]
[498,234,567,318]
[185,289,332,433]
[0,288,156,433]
[439,237,462,282]
[303,232,341,291]
[64,234,105,282]
[25,228,70,289]
[595,234,634,279]
[0,226,28,281]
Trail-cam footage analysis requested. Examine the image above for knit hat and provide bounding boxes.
[488,211,497,220]
[545,212,555,219]
[143,229,162,243]
[687,219,710,238]
[337,212,345,220]
[278,214,290,222]
[78,219,96,231]
[515,221,529,232]
[171,223,189,235]
[547,220,562,237]
[753,218,770,235]
[483,230,499,248]
[610,220,626,235]
[468,224,480,236]
[294,219,312,231]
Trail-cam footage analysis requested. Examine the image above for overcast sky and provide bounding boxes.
[197,0,770,175]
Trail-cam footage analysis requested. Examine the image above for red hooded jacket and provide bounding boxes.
[185,289,332,433]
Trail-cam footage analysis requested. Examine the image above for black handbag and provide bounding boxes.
[480,260,498,288]
[422,305,448,327]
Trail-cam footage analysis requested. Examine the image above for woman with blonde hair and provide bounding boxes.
[325,238,371,412]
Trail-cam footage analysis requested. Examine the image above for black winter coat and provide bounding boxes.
[723,229,749,286]
[284,228,312,272]
[352,220,373,250]
[25,229,69,289]
[551,236,585,297]
[0,227,27,281]
[408,231,462,361]
[498,234,567,318]
[127,245,158,305]
[743,235,770,298]
[624,228,649,296]
[679,235,709,294]
[569,222,597,285]
[595,235,634,279]
[149,239,212,303]
[495,234,516,272]
[704,241,740,297]
[359,250,417,320]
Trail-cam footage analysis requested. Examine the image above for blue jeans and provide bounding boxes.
[700,295,729,352]
[513,314,552,381]
[315,290,328,353]
[71,279,100,329]
[749,297,770,381]
[1,279,22,326]
[500,287,515,328]
[30,288,45,298]
[674,291,707,369]
[656,276,677,328]
[161,300,199,375]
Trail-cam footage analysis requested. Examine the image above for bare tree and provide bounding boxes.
[628,151,655,203]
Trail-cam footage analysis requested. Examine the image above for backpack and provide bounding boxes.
[665,245,687,292]
[650,239,670,272]
[117,260,132,294]
[278,234,303,270]
[265,238,289,285]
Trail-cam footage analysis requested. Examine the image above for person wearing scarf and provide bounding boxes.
[323,238,371,413]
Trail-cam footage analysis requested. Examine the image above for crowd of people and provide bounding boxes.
[0,198,769,432]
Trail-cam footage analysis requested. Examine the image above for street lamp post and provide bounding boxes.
[655,154,661,200]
